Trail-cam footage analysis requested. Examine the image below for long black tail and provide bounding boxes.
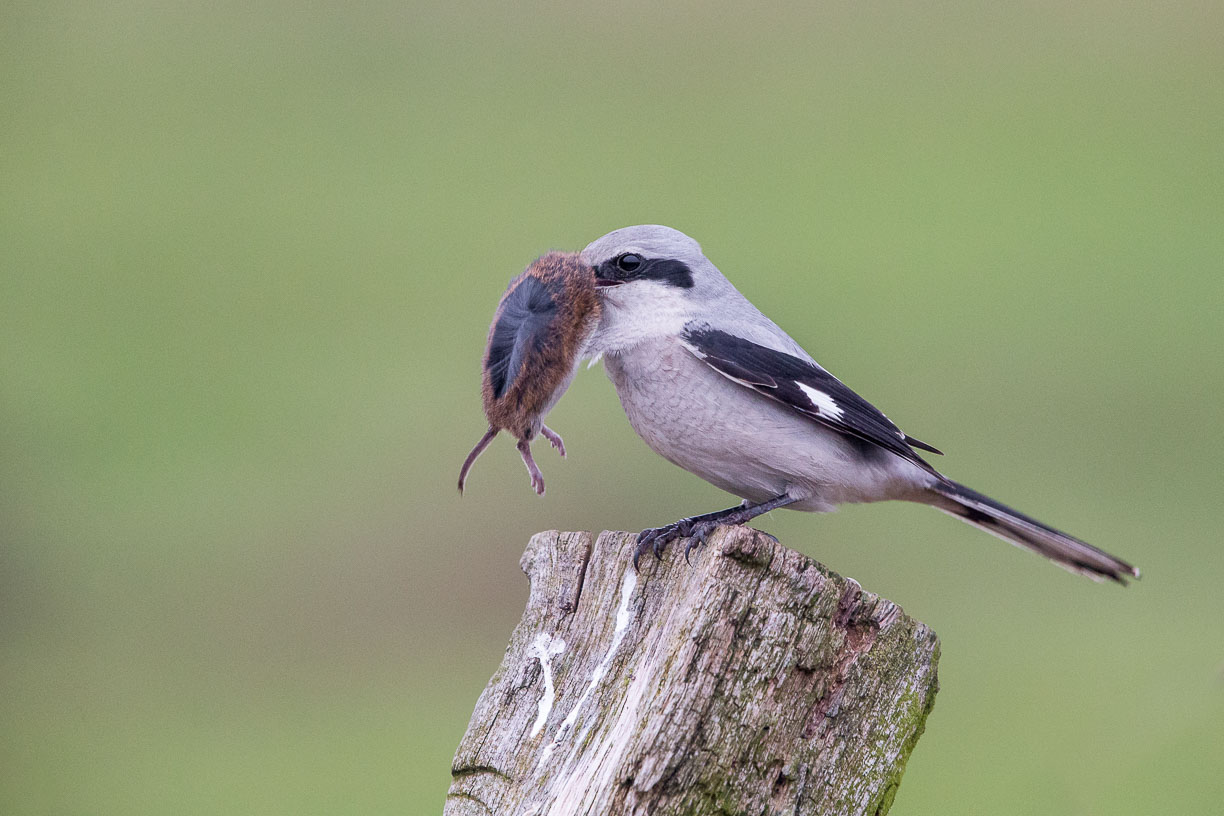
[926,480,1140,584]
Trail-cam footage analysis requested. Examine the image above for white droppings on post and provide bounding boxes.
[529,633,566,739]
[538,568,637,765]
[549,643,655,812]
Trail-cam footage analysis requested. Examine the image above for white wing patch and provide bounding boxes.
[797,382,845,419]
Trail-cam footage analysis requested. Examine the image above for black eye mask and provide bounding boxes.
[594,255,694,289]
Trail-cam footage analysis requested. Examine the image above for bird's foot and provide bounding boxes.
[541,425,566,458]
[632,495,799,570]
[682,520,724,565]
[633,516,738,570]
[633,519,695,569]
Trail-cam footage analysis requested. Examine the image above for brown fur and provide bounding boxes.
[458,251,599,494]
[480,251,600,437]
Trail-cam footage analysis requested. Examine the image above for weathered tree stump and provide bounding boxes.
[446,527,940,816]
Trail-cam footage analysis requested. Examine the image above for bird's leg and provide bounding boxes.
[634,493,799,569]
[517,438,546,495]
[540,424,566,457]
[682,493,799,563]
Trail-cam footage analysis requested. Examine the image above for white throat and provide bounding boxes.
[587,282,692,357]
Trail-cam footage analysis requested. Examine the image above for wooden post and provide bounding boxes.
[446,527,940,816]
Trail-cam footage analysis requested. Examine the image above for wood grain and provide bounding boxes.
[446,527,940,816]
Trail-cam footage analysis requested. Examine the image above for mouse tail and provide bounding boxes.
[458,427,499,494]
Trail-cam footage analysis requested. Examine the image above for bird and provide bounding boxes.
[459,251,600,496]
[579,224,1139,583]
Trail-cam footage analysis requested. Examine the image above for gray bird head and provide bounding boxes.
[580,225,747,355]
[580,224,807,360]
[581,224,712,292]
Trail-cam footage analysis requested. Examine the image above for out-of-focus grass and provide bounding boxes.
[2,1,1222,813]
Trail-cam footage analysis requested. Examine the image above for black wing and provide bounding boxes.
[486,276,557,399]
[680,324,941,472]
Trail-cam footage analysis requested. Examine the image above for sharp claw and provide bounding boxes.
[632,523,684,568]
[683,524,708,565]
[632,530,652,571]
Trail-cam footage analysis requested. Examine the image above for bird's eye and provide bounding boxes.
[616,253,642,273]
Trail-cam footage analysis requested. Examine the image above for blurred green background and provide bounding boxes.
[2,1,1221,813]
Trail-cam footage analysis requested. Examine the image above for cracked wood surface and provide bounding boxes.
[445,527,940,816]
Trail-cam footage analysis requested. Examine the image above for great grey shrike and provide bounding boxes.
[580,224,1139,583]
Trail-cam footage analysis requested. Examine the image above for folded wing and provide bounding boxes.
[680,324,941,473]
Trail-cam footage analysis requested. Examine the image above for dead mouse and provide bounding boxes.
[458,251,600,496]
